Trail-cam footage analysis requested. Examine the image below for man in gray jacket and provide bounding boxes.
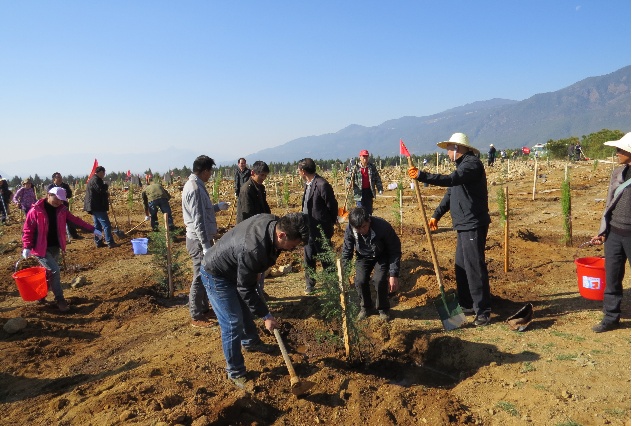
[182,155,229,328]
[408,132,492,326]
[201,213,308,389]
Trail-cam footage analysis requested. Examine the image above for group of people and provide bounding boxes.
[13,130,629,390]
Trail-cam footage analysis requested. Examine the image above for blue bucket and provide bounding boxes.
[131,238,148,255]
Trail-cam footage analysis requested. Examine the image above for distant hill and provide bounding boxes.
[247,66,631,161]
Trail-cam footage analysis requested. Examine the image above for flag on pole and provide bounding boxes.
[400,139,411,157]
[87,159,99,182]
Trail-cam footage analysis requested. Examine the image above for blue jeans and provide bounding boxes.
[200,268,260,379]
[37,246,63,301]
[92,211,114,244]
[148,198,174,230]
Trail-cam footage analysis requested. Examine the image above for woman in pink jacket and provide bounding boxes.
[13,177,37,215]
[22,187,101,312]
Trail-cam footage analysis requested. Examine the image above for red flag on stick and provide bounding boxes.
[87,159,99,182]
[400,139,411,157]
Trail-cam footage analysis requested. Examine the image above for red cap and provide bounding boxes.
[359,149,369,156]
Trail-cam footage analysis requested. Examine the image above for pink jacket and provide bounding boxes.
[22,198,95,256]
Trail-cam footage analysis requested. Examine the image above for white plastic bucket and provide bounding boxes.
[131,238,149,255]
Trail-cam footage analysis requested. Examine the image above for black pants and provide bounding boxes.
[354,256,390,312]
[603,231,631,324]
[304,236,333,291]
[455,226,491,316]
[357,188,374,215]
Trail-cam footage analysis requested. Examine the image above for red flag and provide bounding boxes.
[87,159,99,182]
[126,170,131,178]
[400,139,411,157]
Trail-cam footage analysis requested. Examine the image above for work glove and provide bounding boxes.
[144,216,150,221]
[407,167,420,180]
[22,248,31,259]
[218,201,229,211]
[94,229,103,238]
[378,190,383,195]
[428,218,438,231]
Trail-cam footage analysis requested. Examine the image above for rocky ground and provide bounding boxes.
[0,158,629,425]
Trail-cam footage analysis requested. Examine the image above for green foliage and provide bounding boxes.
[561,179,572,246]
[496,401,519,417]
[496,187,506,226]
[306,226,364,357]
[592,159,599,172]
[546,128,625,160]
[282,177,290,207]
[211,173,221,204]
[391,183,403,228]
[148,226,186,297]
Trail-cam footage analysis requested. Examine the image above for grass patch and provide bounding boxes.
[556,353,577,361]
[604,408,626,417]
[555,421,581,426]
[520,361,536,373]
[496,401,519,417]
[551,330,586,342]
[533,384,548,391]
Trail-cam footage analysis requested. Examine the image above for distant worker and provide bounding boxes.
[200,213,308,389]
[236,161,271,224]
[234,158,251,198]
[575,143,583,161]
[142,178,175,231]
[182,155,230,328]
[84,166,118,248]
[341,207,401,322]
[22,187,101,312]
[408,132,492,326]
[13,178,37,216]
[487,144,496,166]
[48,172,82,240]
[348,149,383,215]
[568,143,576,161]
[589,133,630,333]
[0,177,12,223]
[298,158,339,295]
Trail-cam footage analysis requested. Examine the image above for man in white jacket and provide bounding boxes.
[182,155,229,328]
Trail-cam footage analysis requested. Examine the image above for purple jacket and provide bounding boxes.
[13,187,37,211]
[22,198,95,256]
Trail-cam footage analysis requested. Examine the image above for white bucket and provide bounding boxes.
[131,238,148,255]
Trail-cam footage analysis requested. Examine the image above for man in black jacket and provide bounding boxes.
[298,158,339,295]
[408,132,492,326]
[84,166,118,248]
[342,207,401,321]
[200,213,308,389]
[234,158,251,197]
[236,161,271,224]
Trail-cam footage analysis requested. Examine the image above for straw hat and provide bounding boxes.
[22,177,32,185]
[437,132,480,155]
[604,132,632,153]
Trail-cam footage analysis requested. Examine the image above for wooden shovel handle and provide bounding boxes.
[273,328,299,381]
[407,156,445,290]
[164,213,174,298]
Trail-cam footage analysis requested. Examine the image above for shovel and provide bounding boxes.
[273,328,315,396]
[108,201,126,238]
[125,218,149,235]
[403,142,466,331]
[337,180,352,223]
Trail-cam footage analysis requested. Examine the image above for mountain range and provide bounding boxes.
[247,66,631,162]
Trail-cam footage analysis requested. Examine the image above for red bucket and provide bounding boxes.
[12,267,48,301]
[574,257,606,301]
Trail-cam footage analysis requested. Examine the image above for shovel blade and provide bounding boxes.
[291,380,316,396]
[434,291,467,331]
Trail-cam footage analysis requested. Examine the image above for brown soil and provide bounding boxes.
[0,159,629,425]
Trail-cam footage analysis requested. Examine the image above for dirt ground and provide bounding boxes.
[0,159,630,426]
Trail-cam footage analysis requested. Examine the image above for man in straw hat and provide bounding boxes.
[408,132,492,326]
[589,132,631,333]
[22,187,102,312]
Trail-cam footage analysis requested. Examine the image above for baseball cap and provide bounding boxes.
[359,149,369,156]
[48,187,67,201]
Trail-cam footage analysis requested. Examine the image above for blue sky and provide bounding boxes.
[1,1,630,177]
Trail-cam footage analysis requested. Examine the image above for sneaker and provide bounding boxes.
[37,297,48,305]
[202,310,217,320]
[56,299,70,313]
[474,314,490,327]
[592,321,619,333]
[229,376,250,390]
[357,308,367,321]
[378,310,390,321]
[96,240,106,248]
[107,242,120,249]
[461,307,476,315]
[191,319,215,328]
[304,286,315,296]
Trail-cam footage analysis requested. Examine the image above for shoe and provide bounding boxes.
[202,310,217,320]
[71,234,83,240]
[378,310,390,321]
[37,298,48,305]
[357,308,367,321]
[304,286,315,295]
[474,314,490,326]
[229,376,250,390]
[461,307,476,315]
[56,299,70,313]
[191,319,215,328]
[592,321,619,333]
[107,242,120,249]
[96,240,106,248]
[243,342,275,354]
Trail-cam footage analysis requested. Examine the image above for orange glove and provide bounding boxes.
[428,218,438,231]
[407,167,419,180]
